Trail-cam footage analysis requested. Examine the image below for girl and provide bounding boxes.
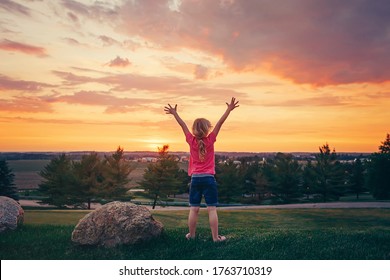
[164,97,239,242]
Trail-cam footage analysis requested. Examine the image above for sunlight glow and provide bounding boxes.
[1,1,389,152]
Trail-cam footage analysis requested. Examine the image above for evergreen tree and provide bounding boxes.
[379,133,390,153]
[240,160,269,203]
[101,146,135,201]
[252,162,270,202]
[38,154,76,207]
[138,145,183,209]
[348,158,366,199]
[0,160,18,200]
[312,144,346,202]
[175,168,191,195]
[216,160,244,203]
[73,152,104,209]
[366,134,390,199]
[267,153,302,203]
[39,148,136,209]
[302,160,316,200]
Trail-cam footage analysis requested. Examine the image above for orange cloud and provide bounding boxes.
[52,70,247,103]
[0,96,53,113]
[0,39,48,57]
[53,90,152,114]
[261,95,351,107]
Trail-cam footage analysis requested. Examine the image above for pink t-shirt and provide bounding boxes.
[185,131,217,176]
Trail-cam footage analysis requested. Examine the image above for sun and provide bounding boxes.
[140,139,168,151]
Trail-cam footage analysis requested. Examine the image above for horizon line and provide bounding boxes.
[0,150,374,154]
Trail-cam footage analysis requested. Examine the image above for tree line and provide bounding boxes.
[216,134,390,204]
[1,134,390,208]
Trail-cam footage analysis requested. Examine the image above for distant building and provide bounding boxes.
[180,156,189,162]
[140,157,157,163]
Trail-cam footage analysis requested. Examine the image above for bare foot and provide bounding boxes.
[186,233,195,240]
[214,235,227,242]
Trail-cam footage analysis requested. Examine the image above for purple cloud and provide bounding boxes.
[0,39,48,57]
[0,0,31,16]
[0,74,53,91]
[109,0,390,85]
[107,56,131,68]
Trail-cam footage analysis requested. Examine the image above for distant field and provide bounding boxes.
[8,159,188,190]
[8,160,51,172]
[8,160,50,190]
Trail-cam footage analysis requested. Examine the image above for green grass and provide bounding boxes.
[1,209,390,260]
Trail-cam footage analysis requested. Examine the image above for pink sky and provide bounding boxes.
[1,0,390,152]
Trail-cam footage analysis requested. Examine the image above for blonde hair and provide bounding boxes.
[192,118,212,161]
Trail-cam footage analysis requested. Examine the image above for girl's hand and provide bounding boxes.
[164,104,178,115]
[164,103,190,135]
[226,97,239,111]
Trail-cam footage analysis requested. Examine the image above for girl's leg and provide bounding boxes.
[207,206,220,241]
[188,206,200,238]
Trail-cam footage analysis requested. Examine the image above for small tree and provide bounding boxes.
[38,154,76,207]
[101,146,135,201]
[240,161,269,203]
[267,153,302,203]
[302,160,316,200]
[312,144,346,202]
[73,152,104,209]
[379,133,390,153]
[252,163,270,202]
[138,145,183,209]
[39,148,135,209]
[366,134,390,199]
[216,160,244,203]
[0,160,18,200]
[348,158,366,199]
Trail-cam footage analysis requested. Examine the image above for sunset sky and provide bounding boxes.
[1,0,389,153]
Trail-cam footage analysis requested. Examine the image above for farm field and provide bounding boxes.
[1,208,390,260]
[8,160,184,190]
[8,160,50,190]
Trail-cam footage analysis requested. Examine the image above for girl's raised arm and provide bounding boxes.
[164,104,190,136]
[212,97,239,137]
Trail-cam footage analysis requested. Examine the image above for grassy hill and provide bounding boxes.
[1,208,389,260]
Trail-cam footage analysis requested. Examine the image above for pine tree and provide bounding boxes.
[73,152,104,209]
[101,146,135,200]
[379,133,390,153]
[240,160,269,203]
[0,160,18,200]
[216,160,244,203]
[138,145,183,209]
[38,154,76,207]
[302,160,316,200]
[267,153,302,203]
[366,133,390,199]
[348,158,366,199]
[312,144,346,202]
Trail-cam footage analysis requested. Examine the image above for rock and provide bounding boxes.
[71,202,163,247]
[0,196,24,233]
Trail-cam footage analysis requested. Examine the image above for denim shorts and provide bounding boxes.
[189,175,218,207]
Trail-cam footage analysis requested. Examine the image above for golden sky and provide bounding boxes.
[1,0,389,153]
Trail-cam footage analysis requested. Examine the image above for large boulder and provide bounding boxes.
[0,196,24,233]
[71,202,163,247]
